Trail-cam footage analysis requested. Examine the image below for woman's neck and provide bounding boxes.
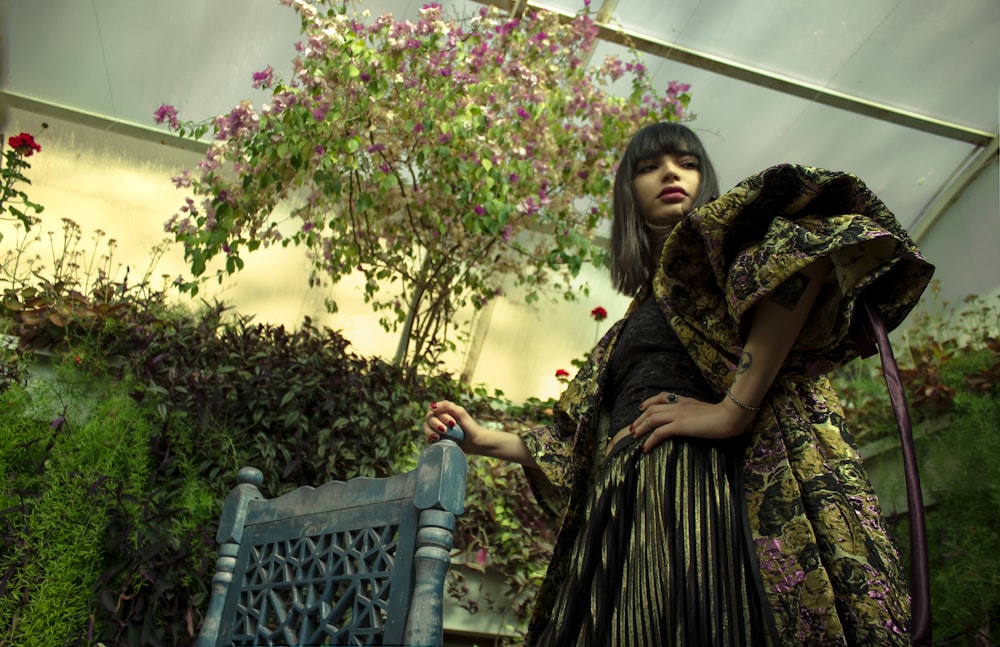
[647,223,673,263]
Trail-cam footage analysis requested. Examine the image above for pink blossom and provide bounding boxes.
[270,91,297,114]
[602,56,625,81]
[517,196,539,216]
[496,19,518,36]
[419,3,442,17]
[171,170,192,188]
[214,102,259,140]
[153,104,180,130]
[252,65,274,89]
[667,80,691,96]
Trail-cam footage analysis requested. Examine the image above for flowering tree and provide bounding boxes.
[160,0,691,377]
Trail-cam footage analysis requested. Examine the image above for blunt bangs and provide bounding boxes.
[609,122,721,295]
[625,123,704,169]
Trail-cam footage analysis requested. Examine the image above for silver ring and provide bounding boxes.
[666,393,678,403]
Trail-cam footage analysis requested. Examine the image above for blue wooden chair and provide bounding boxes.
[195,427,467,647]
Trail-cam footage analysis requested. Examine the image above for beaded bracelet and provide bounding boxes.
[726,388,761,413]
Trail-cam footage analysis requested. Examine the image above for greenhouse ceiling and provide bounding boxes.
[2,0,998,241]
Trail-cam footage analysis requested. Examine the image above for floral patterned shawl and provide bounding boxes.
[521,164,935,645]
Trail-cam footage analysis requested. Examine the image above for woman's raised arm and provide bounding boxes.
[422,400,538,467]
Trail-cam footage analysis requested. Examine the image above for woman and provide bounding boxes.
[423,123,934,646]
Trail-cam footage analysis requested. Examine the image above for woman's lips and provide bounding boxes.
[659,189,688,201]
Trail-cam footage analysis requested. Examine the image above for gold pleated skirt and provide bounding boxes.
[531,435,773,647]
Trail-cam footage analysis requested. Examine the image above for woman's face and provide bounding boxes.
[631,152,701,231]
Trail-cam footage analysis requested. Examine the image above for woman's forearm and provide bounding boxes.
[727,257,832,409]
[470,427,538,467]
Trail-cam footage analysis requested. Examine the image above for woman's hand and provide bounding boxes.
[422,400,482,445]
[422,400,537,466]
[629,391,756,453]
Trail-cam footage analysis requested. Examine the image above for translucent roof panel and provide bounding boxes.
[540,0,1000,131]
[2,0,997,265]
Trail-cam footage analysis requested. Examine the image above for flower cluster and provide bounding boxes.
[153,104,180,131]
[160,0,693,373]
[8,133,41,157]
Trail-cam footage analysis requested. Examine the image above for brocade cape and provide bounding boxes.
[521,164,935,645]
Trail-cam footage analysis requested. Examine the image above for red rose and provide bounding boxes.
[590,306,608,322]
[7,133,41,157]
[555,368,570,379]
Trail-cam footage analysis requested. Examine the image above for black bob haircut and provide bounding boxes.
[609,122,721,295]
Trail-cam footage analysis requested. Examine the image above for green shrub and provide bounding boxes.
[832,290,1000,645]
[894,343,1000,645]
[0,376,155,645]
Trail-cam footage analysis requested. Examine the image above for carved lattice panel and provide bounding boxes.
[230,523,400,646]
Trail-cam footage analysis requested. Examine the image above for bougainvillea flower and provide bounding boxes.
[153,104,180,130]
[252,65,275,89]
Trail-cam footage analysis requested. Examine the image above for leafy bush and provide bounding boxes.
[1,275,558,644]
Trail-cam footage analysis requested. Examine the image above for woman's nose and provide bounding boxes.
[662,161,680,179]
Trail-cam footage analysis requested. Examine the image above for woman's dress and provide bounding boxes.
[520,164,935,646]
[533,296,774,645]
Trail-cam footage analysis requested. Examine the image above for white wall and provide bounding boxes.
[915,159,1000,308]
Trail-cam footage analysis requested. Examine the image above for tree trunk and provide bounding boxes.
[393,254,432,370]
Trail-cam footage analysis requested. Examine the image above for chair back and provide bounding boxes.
[196,428,467,646]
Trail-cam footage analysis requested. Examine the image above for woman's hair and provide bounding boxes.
[609,122,720,295]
